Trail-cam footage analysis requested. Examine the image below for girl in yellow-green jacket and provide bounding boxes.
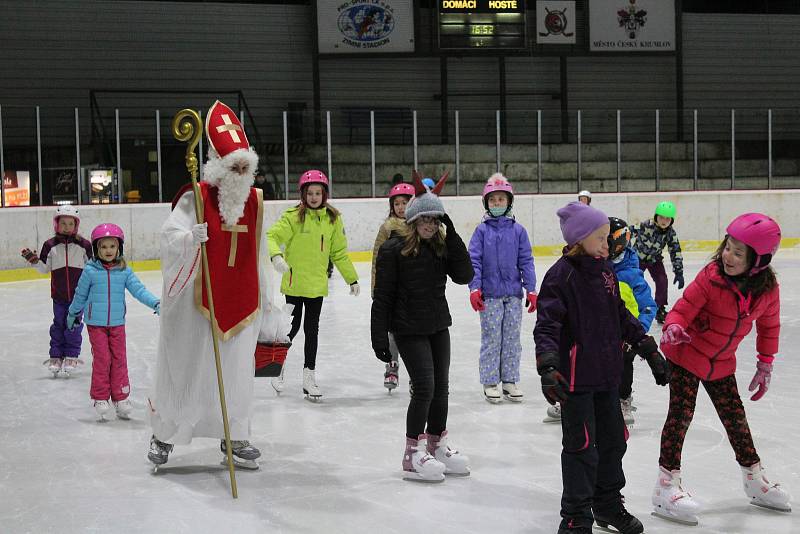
[267,170,358,401]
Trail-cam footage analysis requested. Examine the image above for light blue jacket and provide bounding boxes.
[68,260,159,326]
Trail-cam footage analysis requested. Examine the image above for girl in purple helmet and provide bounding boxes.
[468,173,537,403]
[66,223,160,422]
[653,213,790,525]
[371,180,415,392]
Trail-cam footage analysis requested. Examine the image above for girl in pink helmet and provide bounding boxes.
[370,180,415,392]
[21,205,93,377]
[653,213,790,525]
[467,173,537,403]
[267,170,359,401]
[66,223,160,421]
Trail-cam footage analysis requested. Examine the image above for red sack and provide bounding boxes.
[254,341,291,377]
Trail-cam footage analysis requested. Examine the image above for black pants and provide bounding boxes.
[395,329,450,439]
[285,295,324,370]
[618,347,636,400]
[560,390,627,530]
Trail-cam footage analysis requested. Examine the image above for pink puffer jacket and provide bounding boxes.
[662,262,779,381]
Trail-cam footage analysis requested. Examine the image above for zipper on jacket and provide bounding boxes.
[65,244,71,300]
[705,312,742,380]
[569,344,578,392]
[289,269,293,287]
[106,267,112,326]
[320,235,324,251]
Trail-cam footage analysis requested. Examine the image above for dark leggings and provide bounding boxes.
[618,346,636,400]
[659,363,760,471]
[640,260,669,307]
[395,329,450,439]
[285,295,324,370]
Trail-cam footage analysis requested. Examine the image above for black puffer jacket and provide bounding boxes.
[371,227,473,350]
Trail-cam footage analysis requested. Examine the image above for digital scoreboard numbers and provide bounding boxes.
[438,0,526,50]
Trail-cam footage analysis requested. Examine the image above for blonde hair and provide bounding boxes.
[565,243,587,257]
[400,220,446,258]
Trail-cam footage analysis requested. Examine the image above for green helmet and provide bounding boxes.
[655,201,676,219]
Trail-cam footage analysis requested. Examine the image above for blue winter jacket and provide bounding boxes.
[468,215,537,298]
[68,260,159,326]
[612,246,657,331]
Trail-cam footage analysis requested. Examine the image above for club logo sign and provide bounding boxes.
[589,0,674,51]
[617,0,646,39]
[536,1,576,44]
[337,2,395,49]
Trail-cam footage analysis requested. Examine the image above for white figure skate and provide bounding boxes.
[302,368,322,402]
[114,399,133,420]
[427,430,470,477]
[543,403,561,423]
[402,435,445,483]
[483,384,502,404]
[742,462,792,512]
[61,357,84,377]
[43,358,62,378]
[384,362,399,393]
[94,400,112,423]
[502,382,523,403]
[220,440,261,470]
[651,466,701,526]
[271,365,285,395]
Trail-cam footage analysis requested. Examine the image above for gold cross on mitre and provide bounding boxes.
[221,224,248,267]
[216,114,242,143]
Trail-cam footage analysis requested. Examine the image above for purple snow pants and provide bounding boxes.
[50,300,83,358]
[639,261,669,307]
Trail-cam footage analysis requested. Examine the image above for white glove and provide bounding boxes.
[272,255,290,274]
[191,223,209,245]
[349,282,360,297]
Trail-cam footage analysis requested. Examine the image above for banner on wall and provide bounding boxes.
[3,171,31,207]
[589,0,675,51]
[317,0,415,54]
[536,1,576,44]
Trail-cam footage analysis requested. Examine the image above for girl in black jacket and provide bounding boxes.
[371,172,474,482]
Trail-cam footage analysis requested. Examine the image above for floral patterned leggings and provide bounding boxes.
[659,363,760,471]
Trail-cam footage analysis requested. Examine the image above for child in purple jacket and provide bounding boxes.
[21,205,93,377]
[533,201,670,534]
[468,174,537,403]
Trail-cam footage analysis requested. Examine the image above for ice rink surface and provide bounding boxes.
[1,253,798,534]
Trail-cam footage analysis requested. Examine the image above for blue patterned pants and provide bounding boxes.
[478,296,523,385]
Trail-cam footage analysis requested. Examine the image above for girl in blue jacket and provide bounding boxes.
[68,223,160,421]
[468,174,537,403]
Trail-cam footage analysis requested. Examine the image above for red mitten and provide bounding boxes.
[469,289,485,312]
[526,292,538,313]
[748,360,772,401]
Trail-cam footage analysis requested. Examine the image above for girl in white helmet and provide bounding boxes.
[20,205,93,377]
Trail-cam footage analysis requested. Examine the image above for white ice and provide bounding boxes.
[0,253,798,533]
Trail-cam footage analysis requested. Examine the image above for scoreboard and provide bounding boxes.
[438,0,527,50]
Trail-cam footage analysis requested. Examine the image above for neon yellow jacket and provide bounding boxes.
[267,205,358,297]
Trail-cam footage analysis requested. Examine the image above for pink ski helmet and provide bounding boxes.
[53,204,81,234]
[90,223,125,258]
[389,182,415,199]
[482,173,514,210]
[298,169,329,191]
[726,213,781,275]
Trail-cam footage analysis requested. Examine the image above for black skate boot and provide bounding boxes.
[557,519,592,534]
[593,507,644,534]
[148,435,173,471]
[655,305,667,324]
[220,439,261,470]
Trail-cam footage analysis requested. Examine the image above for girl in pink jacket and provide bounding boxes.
[652,213,791,526]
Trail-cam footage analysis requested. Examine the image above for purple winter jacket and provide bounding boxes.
[468,216,537,298]
[533,253,646,391]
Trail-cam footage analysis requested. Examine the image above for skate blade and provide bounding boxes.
[402,472,445,483]
[502,395,523,403]
[484,397,502,404]
[444,470,470,477]
[96,416,110,423]
[750,500,792,512]
[651,510,699,526]
[304,395,322,403]
[116,414,131,420]
[221,458,260,470]
[542,417,561,424]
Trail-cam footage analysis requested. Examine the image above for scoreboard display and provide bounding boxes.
[438,0,527,50]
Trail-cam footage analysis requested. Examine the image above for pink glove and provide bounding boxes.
[526,292,538,313]
[748,361,772,401]
[470,289,485,312]
[661,324,691,346]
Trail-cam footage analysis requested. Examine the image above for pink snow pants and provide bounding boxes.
[88,325,130,402]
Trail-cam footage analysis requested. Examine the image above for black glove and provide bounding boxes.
[537,352,569,404]
[374,348,392,363]
[635,336,671,386]
[674,272,685,289]
[440,213,456,236]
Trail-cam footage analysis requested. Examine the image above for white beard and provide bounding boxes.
[203,149,259,225]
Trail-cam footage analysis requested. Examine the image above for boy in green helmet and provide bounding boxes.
[629,201,684,324]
